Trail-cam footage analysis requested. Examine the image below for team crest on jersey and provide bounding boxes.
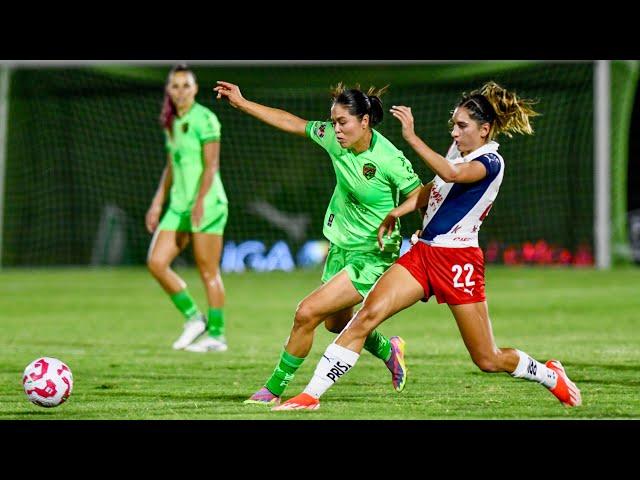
[182,123,189,133]
[363,163,376,180]
[315,123,326,138]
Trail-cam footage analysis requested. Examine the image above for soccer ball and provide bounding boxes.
[22,357,74,408]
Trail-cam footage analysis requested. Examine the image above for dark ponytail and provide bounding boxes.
[331,82,389,128]
[367,95,384,127]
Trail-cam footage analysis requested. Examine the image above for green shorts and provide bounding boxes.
[158,204,228,235]
[321,243,399,298]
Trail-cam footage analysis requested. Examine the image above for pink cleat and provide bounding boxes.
[243,387,281,406]
[271,393,320,411]
[545,360,582,407]
[385,336,408,392]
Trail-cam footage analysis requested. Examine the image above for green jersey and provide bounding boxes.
[306,121,421,252]
[165,102,228,213]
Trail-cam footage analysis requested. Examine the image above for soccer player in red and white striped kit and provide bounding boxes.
[274,81,582,410]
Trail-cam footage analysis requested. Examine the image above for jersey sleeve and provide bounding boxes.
[196,109,221,143]
[385,155,422,195]
[305,120,341,155]
[473,153,502,180]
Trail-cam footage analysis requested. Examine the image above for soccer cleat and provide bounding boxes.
[172,316,206,350]
[184,335,228,352]
[243,387,281,406]
[545,360,582,407]
[271,393,320,411]
[385,336,408,392]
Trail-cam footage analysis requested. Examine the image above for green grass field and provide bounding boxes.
[1,266,639,420]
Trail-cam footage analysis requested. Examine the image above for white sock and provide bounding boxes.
[303,343,360,399]
[510,350,557,388]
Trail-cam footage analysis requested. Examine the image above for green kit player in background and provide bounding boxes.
[146,64,229,353]
[215,80,423,405]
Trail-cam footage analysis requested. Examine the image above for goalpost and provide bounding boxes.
[595,60,611,269]
[0,66,10,269]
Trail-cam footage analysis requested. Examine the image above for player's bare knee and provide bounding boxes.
[293,301,321,331]
[199,267,220,284]
[147,256,167,277]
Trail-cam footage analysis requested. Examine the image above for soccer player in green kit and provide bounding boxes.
[215,80,423,405]
[146,64,229,353]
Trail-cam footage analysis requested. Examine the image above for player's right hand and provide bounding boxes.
[214,81,245,109]
[145,204,162,233]
[377,214,398,250]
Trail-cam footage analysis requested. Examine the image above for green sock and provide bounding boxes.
[364,330,392,362]
[169,289,201,321]
[207,307,225,338]
[264,350,305,396]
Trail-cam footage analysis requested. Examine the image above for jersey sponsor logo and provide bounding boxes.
[431,187,444,204]
[327,213,335,227]
[326,360,352,382]
[463,287,475,296]
[450,225,462,234]
[316,123,326,138]
[452,237,471,242]
[363,163,377,180]
[182,122,189,133]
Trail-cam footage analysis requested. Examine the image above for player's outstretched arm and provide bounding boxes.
[214,81,307,137]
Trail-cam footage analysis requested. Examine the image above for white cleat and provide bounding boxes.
[184,336,228,352]
[172,318,206,350]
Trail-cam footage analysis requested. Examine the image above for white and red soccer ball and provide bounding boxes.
[22,357,73,408]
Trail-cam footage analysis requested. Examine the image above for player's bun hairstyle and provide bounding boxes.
[160,63,197,133]
[457,81,540,140]
[331,82,390,128]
